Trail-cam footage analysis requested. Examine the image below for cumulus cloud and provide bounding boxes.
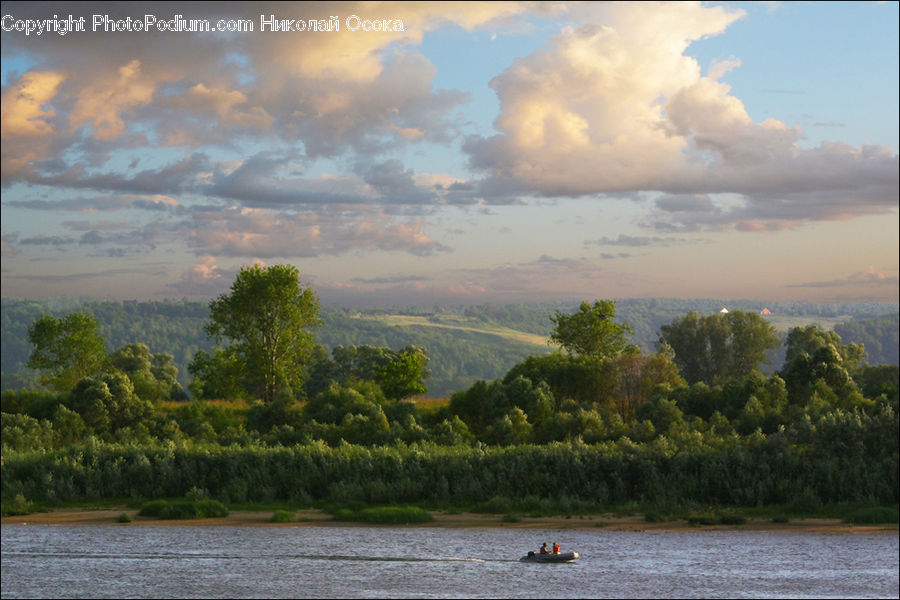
[1,1,521,178]
[185,205,449,258]
[68,59,155,140]
[0,71,65,138]
[167,256,230,297]
[2,1,897,302]
[464,1,898,229]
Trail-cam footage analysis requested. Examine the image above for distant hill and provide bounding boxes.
[834,313,900,366]
[2,297,897,396]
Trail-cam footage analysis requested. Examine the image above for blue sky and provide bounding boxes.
[1,1,897,305]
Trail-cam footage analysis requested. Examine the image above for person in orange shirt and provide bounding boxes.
[552,542,560,554]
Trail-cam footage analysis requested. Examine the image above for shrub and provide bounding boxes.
[138,499,229,519]
[686,511,717,525]
[718,512,747,525]
[269,510,297,523]
[1,494,36,517]
[329,505,434,524]
[844,506,899,525]
[117,512,133,523]
[138,499,169,517]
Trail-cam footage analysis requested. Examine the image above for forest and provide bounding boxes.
[3,295,897,397]
[1,264,898,522]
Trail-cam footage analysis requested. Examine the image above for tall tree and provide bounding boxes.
[305,344,430,400]
[783,325,865,373]
[110,343,181,402]
[205,264,320,402]
[659,311,779,386]
[27,312,107,392]
[550,300,634,359]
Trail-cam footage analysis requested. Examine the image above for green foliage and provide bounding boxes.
[66,372,154,435]
[854,365,899,406]
[1,388,63,420]
[269,509,298,523]
[307,344,430,400]
[111,343,182,402]
[6,298,897,398]
[117,512,133,523]
[2,295,898,516]
[504,353,615,406]
[328,505,435,524]
[550,300,634,359]
[27,313,107,392]
[660,311,779,385]
[1,494,37,516]
[205,264,320,402]
[138,498,229,519]
[843,506,899,525]
[188,348,245,400]
[246,395,304,433]
[781,332,870,411]
[4,406,894,509]
[834,314,899,367]
[785,325,866,373]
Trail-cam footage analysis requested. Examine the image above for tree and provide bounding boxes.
[613,347,686,421]
[110,343,181,402]
[306,344,430,400]
[783,325,865,373]
[187,348,245,400]
[372,346,430,400]
[27,313,107,392]
[205,264,320,402]
[67,372,153,434]
[550,300,634,359]
[659,311,779,385]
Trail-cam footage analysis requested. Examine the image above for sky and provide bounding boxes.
[1,1,898,306]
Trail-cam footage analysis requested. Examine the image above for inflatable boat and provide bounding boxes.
[519,551,579,563]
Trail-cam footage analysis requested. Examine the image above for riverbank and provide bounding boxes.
[3,507,897,533]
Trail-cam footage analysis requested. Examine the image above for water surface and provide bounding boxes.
[2,525,897,598]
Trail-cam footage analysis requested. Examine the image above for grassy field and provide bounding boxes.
[762,314,851,332]
[353,313,551,347]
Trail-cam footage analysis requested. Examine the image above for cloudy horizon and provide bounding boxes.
[2,1,897,306]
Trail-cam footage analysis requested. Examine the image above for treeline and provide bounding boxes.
[3,406,895,507]
[2,297,897,396]
[2,273,898,513]
[834,313,899,367]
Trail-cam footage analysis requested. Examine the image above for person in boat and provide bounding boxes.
[552,542,561,554]
[539,542,550,555]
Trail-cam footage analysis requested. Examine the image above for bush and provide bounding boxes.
[718,512,747,525]
[686,511,718,525]
[844,506,899,525]
[269,510,297,523]
[117,512,133,523]
[1,494,36,517]
[138,499,229,519]
[329,505,434,524]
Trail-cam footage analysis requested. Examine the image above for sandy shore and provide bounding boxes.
[2,508,896,533]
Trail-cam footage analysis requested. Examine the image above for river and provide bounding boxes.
[2,524,897,598]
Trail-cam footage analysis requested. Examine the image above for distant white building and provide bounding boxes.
[720,307,729,314]
[760,308,772,315]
